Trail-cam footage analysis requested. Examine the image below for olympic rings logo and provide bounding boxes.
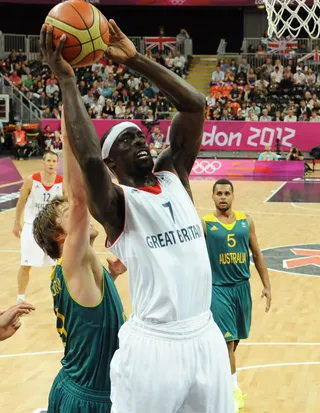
[170,0,187,4]
[192,160,222,175]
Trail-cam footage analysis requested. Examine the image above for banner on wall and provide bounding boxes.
[190,159,304,179]
[42,119,320,152]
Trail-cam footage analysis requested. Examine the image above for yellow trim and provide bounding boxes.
[203,211,247,231]
[57,258,105,308]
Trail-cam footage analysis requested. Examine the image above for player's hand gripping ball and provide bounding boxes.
[45,0,109,67]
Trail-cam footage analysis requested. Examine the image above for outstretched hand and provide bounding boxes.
[107,257,127,280]
[0,302,35,341]
[107,19,137,64]
[40,24,75,80]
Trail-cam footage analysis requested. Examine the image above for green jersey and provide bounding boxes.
[203,211,251,286]
[50,259,125,391]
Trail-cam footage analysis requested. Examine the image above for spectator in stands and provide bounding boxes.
[274,111,283,122]
[229,59,238,74]
[149,126,166,157]
[238,58,250,74]
[46,78,59,97]
[250,101,261,117]
[229,83,241,102]
[176,28,190,51]
[211,66,225,83]
[36,91,50,110]
[245,109,258,121]
[115,100,126,119]
[260,108,272,122]
[297,99,311,119]
[173,51,186,77]
[165,52,175,70]
[279,73,294,94]
[9,71,22,88]
[284,109,297,122]
[254,77,269,95]
[237,102,248,120]
[51,130,63,154]
[42,106,52,119]
[287,146,304,161]
[255,44,267,58]
[12,123,30,160]
[270,66,283,83]
[293,67,306,84]
[51,107,61,120]
[247,68,257,86]
[310,109,320,122]
[258,145,278,161]
[224,69,235,83]
[306,68,316,84]
[220,108,231,120]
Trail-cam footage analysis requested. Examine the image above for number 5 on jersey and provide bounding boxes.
[227,233,236,248]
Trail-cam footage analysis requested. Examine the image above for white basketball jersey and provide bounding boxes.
[107,171,212,322]
[24,172,63,224]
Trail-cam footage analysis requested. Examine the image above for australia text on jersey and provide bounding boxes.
[146,224,202,249]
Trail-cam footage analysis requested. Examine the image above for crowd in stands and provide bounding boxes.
[207,52,320,122]
[0,48,190,123]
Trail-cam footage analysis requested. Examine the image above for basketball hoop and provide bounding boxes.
[264,0,320,39]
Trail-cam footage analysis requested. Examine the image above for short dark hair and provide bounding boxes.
[33,196,67,260]
[43,150,58,161]
[213,179,234,193]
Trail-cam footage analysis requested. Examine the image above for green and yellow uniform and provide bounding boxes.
[203,211,252,342]
[48,259,126,413]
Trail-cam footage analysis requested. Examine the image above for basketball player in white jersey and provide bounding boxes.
[41,21,234,413]
[12,151,65,303]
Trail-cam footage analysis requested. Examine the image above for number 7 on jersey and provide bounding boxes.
[162,201,175,223]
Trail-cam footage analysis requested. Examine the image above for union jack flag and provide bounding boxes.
[265,36,298,54]
[145,37,176,52]
[298,50,320,63]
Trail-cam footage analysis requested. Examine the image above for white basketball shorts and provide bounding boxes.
[110,311,234,413]
[21,223,56,267]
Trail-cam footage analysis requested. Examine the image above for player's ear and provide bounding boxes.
[106,157,116,172]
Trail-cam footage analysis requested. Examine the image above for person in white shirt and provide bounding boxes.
[259,108,272,122]
[127,74,140,90]
[309,109,320,122]
[284,109,297,122]
[40,20,234,413]
[211,66,225,83]
[114,100,126,118]
[173,51,186,77]
[293,68,306,84]
[270,66,283,83]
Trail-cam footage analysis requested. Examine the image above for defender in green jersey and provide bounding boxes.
[33,111,126,412]
[203,179,272,412]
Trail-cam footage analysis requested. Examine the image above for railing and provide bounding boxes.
[242,37,311,54]
[241,53,320,73]
[0,33,193,61]
[0,73,42,123]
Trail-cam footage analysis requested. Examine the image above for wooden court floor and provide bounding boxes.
[1,160,320,413]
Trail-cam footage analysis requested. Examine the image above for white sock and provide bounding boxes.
[232,372,239,389]
[17,294,25,302]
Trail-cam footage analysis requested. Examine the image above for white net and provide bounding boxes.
[264,0,320,39]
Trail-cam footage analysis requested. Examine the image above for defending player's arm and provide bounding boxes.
[12,177,32,238]
[39,25,124,237]
[106,20,206,191]
[247,214,272,312]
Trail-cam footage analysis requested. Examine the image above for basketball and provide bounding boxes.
[45,1,109,68]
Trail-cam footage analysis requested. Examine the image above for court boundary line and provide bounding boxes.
[238,361,320,371]
[263,182,287,203]
[1,342,320,360]
[0,180,23,189]
[0,249,112,256]
[291,202,320,211]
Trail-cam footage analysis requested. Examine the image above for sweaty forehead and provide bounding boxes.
[117,126,143,139]
[215,184,232,193]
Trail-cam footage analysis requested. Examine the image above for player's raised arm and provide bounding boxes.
[59,108,91,272]
[106,20,206,184]
[39,25,124,236]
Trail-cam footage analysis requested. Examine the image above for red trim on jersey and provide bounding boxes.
[32,172,63,191]
[137,180,162,195]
